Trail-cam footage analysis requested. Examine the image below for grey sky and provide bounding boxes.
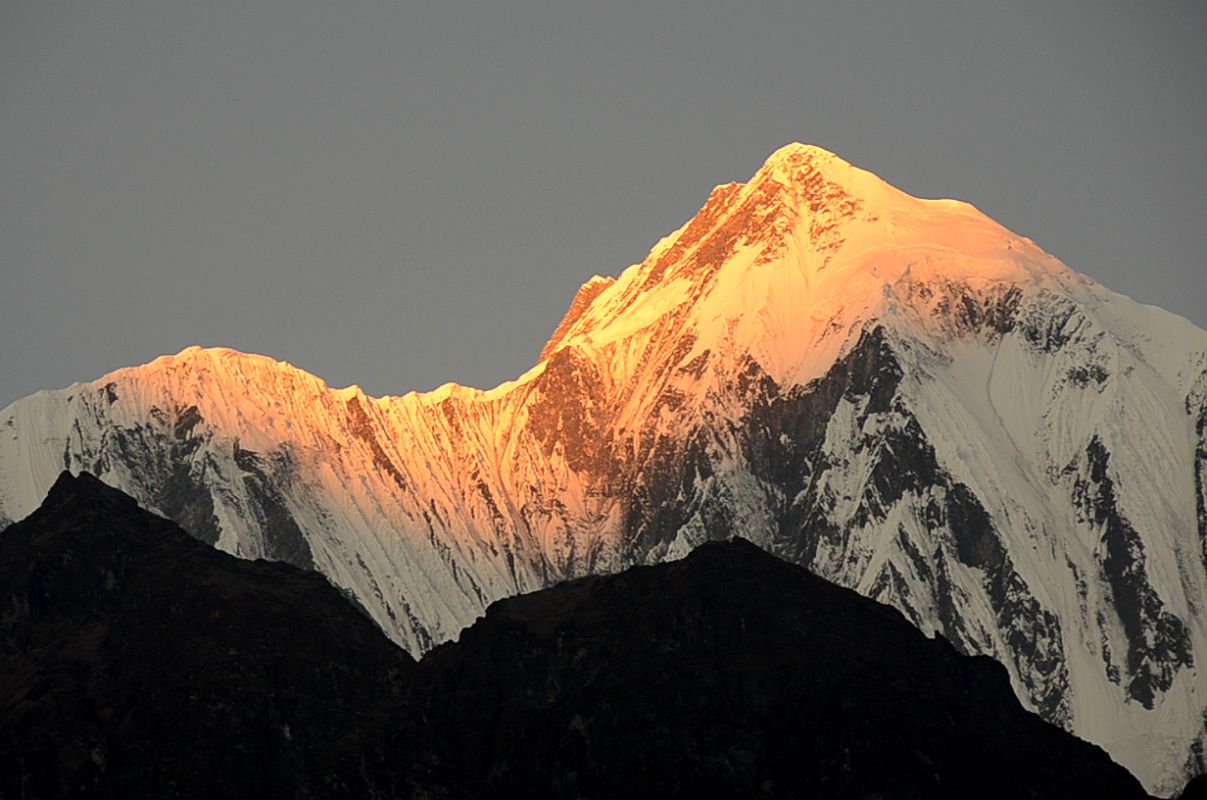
[2,1,1204,406]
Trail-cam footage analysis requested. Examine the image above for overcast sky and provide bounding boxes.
[2,1,1204,406]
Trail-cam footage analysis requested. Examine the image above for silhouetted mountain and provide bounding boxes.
[0,476,1153,798]
[0,472,416,798]
[412,536,1151,799]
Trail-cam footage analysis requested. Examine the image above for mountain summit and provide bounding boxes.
[1,146,1205,794]
[541,142,1076,387]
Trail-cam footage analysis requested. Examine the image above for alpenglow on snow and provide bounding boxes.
[2,144,1206,795]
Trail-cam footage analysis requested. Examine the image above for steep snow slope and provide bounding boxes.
[2,143,1205,793]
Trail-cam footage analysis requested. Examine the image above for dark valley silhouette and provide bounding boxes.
[0,474,1156,798]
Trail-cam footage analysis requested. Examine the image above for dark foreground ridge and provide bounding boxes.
[1,473,1155,798]
[416,537,1151,800]
[0,472,417,798]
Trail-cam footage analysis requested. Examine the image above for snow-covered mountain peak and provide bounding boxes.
[124,344,301,376]
[101,345,337,400]
[752,141,879,199]
[752,142,978,219]
[538,144,1078,387]
[762,140,836,162]
[3,145,1206,795]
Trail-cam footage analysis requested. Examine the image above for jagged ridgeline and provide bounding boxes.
[2,144,1206,794]
[0,475,1152,798]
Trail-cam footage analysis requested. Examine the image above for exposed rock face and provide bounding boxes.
[1070,436,1193,708]
[1189,372,1207,573]
[2,143,1205,793]
[0,478,1151,799]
